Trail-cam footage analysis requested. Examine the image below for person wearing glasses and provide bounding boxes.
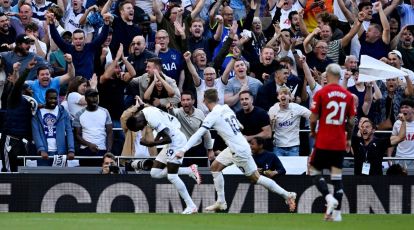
[303,12,363,64]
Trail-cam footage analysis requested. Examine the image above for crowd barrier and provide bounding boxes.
[0,174,412,213]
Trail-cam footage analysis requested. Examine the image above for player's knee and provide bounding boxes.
[151,168,165,179]
[167,173,179,183]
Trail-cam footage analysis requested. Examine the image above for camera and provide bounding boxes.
[127,159,153,171]
[108,165,120,174]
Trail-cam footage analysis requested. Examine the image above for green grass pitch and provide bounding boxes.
[0,213,413,230]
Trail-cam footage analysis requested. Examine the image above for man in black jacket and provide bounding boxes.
[0,59,37,172]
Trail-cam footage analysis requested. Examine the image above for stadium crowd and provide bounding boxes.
[0,0,413,175]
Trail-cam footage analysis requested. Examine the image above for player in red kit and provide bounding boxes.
[309,64,356,222]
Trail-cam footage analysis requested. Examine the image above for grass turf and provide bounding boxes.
[0,213,412,230]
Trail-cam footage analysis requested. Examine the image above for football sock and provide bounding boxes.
[257,175,289,198]
[178,167,191,175]
[212,171,226,203]
[332,176,343,210]
[313,176,329,197]
[167,174,196,208]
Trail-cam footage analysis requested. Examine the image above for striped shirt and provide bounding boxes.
[32,1,55,21]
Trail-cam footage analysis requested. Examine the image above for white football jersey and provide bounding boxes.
[202,104,250,154]
[142,107,182,139]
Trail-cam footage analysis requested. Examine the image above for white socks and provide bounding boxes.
[257,175,289,199]
[167,174,196,208]
[178,167,191,175]
[212,171,226,203]
[151,167,191,178]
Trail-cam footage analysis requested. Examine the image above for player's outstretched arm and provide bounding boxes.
[177,127,209,158]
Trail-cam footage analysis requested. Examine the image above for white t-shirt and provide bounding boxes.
[40,106,59,152]
[67,92,86,118]
[73,107,112,150]
[142,106,187,150]
[134,130,150,158]
[29,39,47,56]
[393,120,414,158]
[201,104,250,155]
[270,1,303,30]
[268,102,311,147]
[63,5,94,34]
[306,83,322,109]
[196,78,226,115]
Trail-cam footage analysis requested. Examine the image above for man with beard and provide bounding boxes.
[128,57,180,107]
[304,14,363,64]
[359,2,390,60]
[305,40,333,73]
[255,64,297,111]
[152,0,204,51]
[167,91,214,167]
[0,60,37,172]
[187,17,222,63]
[26,53,74,105]
[137,14,156,52]
[73,88,113,159]
[382,50,414,84]
[250,46,279,83]
[48,11,111,80]
[224,57,262,112]
[375,73,413,130]
[267,0,305,30]
[236,90,272,149]
[127,35,156,77]
[155,30,185,91]
[98,44,136,156]
[31,88,75,166]
[103,0,142,57]
[124,35,156,107]
[351,116,406,175]
[0,12,16,52]
[389,99,414,169]
[0,34,50,80]
[184,50,229,115]
[210,1,256,59]
[395,26,414,72]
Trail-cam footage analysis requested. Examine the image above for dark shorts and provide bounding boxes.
[309,148,345,170]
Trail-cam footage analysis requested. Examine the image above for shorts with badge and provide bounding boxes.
[155,132,187,165]
[216,147,258,176]
[309,148,345,170]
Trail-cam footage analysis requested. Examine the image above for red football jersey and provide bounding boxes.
[311,83,356,151]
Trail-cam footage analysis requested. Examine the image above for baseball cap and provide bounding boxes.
[137,14,151,24]
[389,50,404,65]
[389,50,402,60]
[85,88,99,97]
[15,34,34,44]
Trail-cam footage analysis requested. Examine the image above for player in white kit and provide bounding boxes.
[176,89,297,212]
[126,98,200,214]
